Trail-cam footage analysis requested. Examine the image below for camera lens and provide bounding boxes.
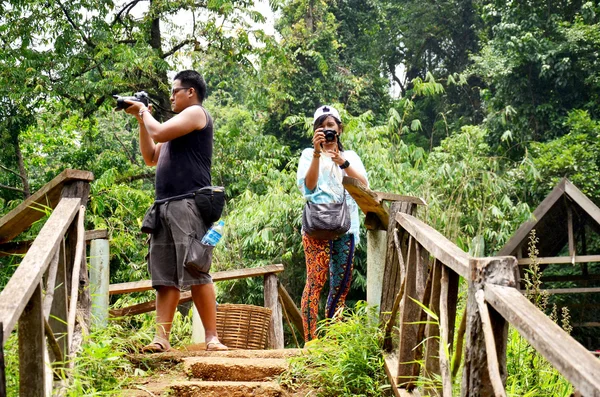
[323,129,337,142]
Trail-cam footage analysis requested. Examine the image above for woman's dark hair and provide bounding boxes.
[313,114,344,151]
[173,70,207,103]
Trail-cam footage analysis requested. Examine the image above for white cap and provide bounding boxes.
[313,105,341,123]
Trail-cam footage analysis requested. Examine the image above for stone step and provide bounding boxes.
[128,347,304,371]
[170,380,283,397]
[183,356,288,382]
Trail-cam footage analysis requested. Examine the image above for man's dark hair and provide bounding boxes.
[173,70,207,103]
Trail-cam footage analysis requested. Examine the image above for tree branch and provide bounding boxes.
[0,164,22,180]
[0,183,25,194]
[162,39,194,58]
[57,0,96,48]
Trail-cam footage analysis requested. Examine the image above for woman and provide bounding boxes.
[296,105,369,341]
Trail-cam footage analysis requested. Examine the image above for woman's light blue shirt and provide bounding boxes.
[297,148,368,245]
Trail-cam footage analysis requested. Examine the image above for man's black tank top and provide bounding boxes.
[155,105,213,200]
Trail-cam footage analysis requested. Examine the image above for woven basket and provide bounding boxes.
[216,304,272,350]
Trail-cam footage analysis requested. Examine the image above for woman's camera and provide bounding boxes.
[113,91,149,110]
[323,129,337,142]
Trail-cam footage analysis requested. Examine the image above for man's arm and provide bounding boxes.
[138,105,207,143]
[136,112,162,166]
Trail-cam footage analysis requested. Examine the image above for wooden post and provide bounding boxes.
[366,229,387,309]
[380,202,415,325]
[18,283,45,397]
[49,240,68,361]
[264,274,284,349]
[424,260,443,395]
[61,181,91,360]
[461,257,516,397]
[89,239,110,329]
[396,240,428,390]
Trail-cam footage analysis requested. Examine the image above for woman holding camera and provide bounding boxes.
[296,105,368,341]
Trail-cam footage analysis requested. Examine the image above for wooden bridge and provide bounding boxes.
[0,169,599,396]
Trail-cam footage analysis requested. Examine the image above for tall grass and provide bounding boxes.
[505,230,573,396]
[3,305,194,396]
[281,301,389,396]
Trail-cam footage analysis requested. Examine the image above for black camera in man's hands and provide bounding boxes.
[113,91,149,110]
[323,129,337,142]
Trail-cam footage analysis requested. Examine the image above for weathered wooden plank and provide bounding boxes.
[49,240,68,363]
[475,290,507,397]
[0,229,108,258]
[109,264,285,295]
[277,283,304,341]
[397,239,425,390]
[110,292,191,317]
[343,176,389,230]
[380,202,413,325]
[517,254,600,265]
[498,179,566,256]
[567,205,575,258]
[374,191,427,206]
[564,180,600,228]
[67,206,85,356]
[424,260,442,392]
[0,198,81,341]
[0,170,93,244]
[395,212,470,278]
[439,266,452,397]
[264,274,284,349]
[485,284,600,396]
[84,229,108,241]
[18,283,45,397]
[461,257,516,397]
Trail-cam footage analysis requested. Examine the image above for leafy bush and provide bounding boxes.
[281,301,388,396]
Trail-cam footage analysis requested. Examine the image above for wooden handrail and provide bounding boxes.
[109,264,285,295]
[0,229,108,257]
[395,212,470,278]
[0,169,93,244]
[484,284,600,395]
[0,198,81,342]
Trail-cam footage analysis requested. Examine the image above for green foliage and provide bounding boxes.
[281,301,388,396]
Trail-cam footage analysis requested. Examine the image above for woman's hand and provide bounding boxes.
[312,128,326,153]
[330,150,346,166]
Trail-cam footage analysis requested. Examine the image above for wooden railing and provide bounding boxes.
[343,177,600,397]
[109,264,304,349]
[0,169,94,397]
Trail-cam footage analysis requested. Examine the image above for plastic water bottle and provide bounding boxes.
[201,220,225,246]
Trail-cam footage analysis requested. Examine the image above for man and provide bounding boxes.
[124,70,227,352]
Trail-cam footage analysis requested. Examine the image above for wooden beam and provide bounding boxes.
[475,290,507,397]
[0,198,81,341]
[517,255,600,265]
[277,283,304,341]
[343,176,389,230]
[264,274,284,349]
[18,284,45,397]
[395,212,470,278]
[373,191,427,206]
[461,257,515,397]
[109,264,285,295]
[0,229,107,257]
[0,169,93,244]
[564,180,600,228]
[485,284,600,396]
[567,205,575,259]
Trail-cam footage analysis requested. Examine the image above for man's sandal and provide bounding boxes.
[141,337,171,353]
[206,341,228,351]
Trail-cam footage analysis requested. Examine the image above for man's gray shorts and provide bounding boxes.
[147,198,212,289]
